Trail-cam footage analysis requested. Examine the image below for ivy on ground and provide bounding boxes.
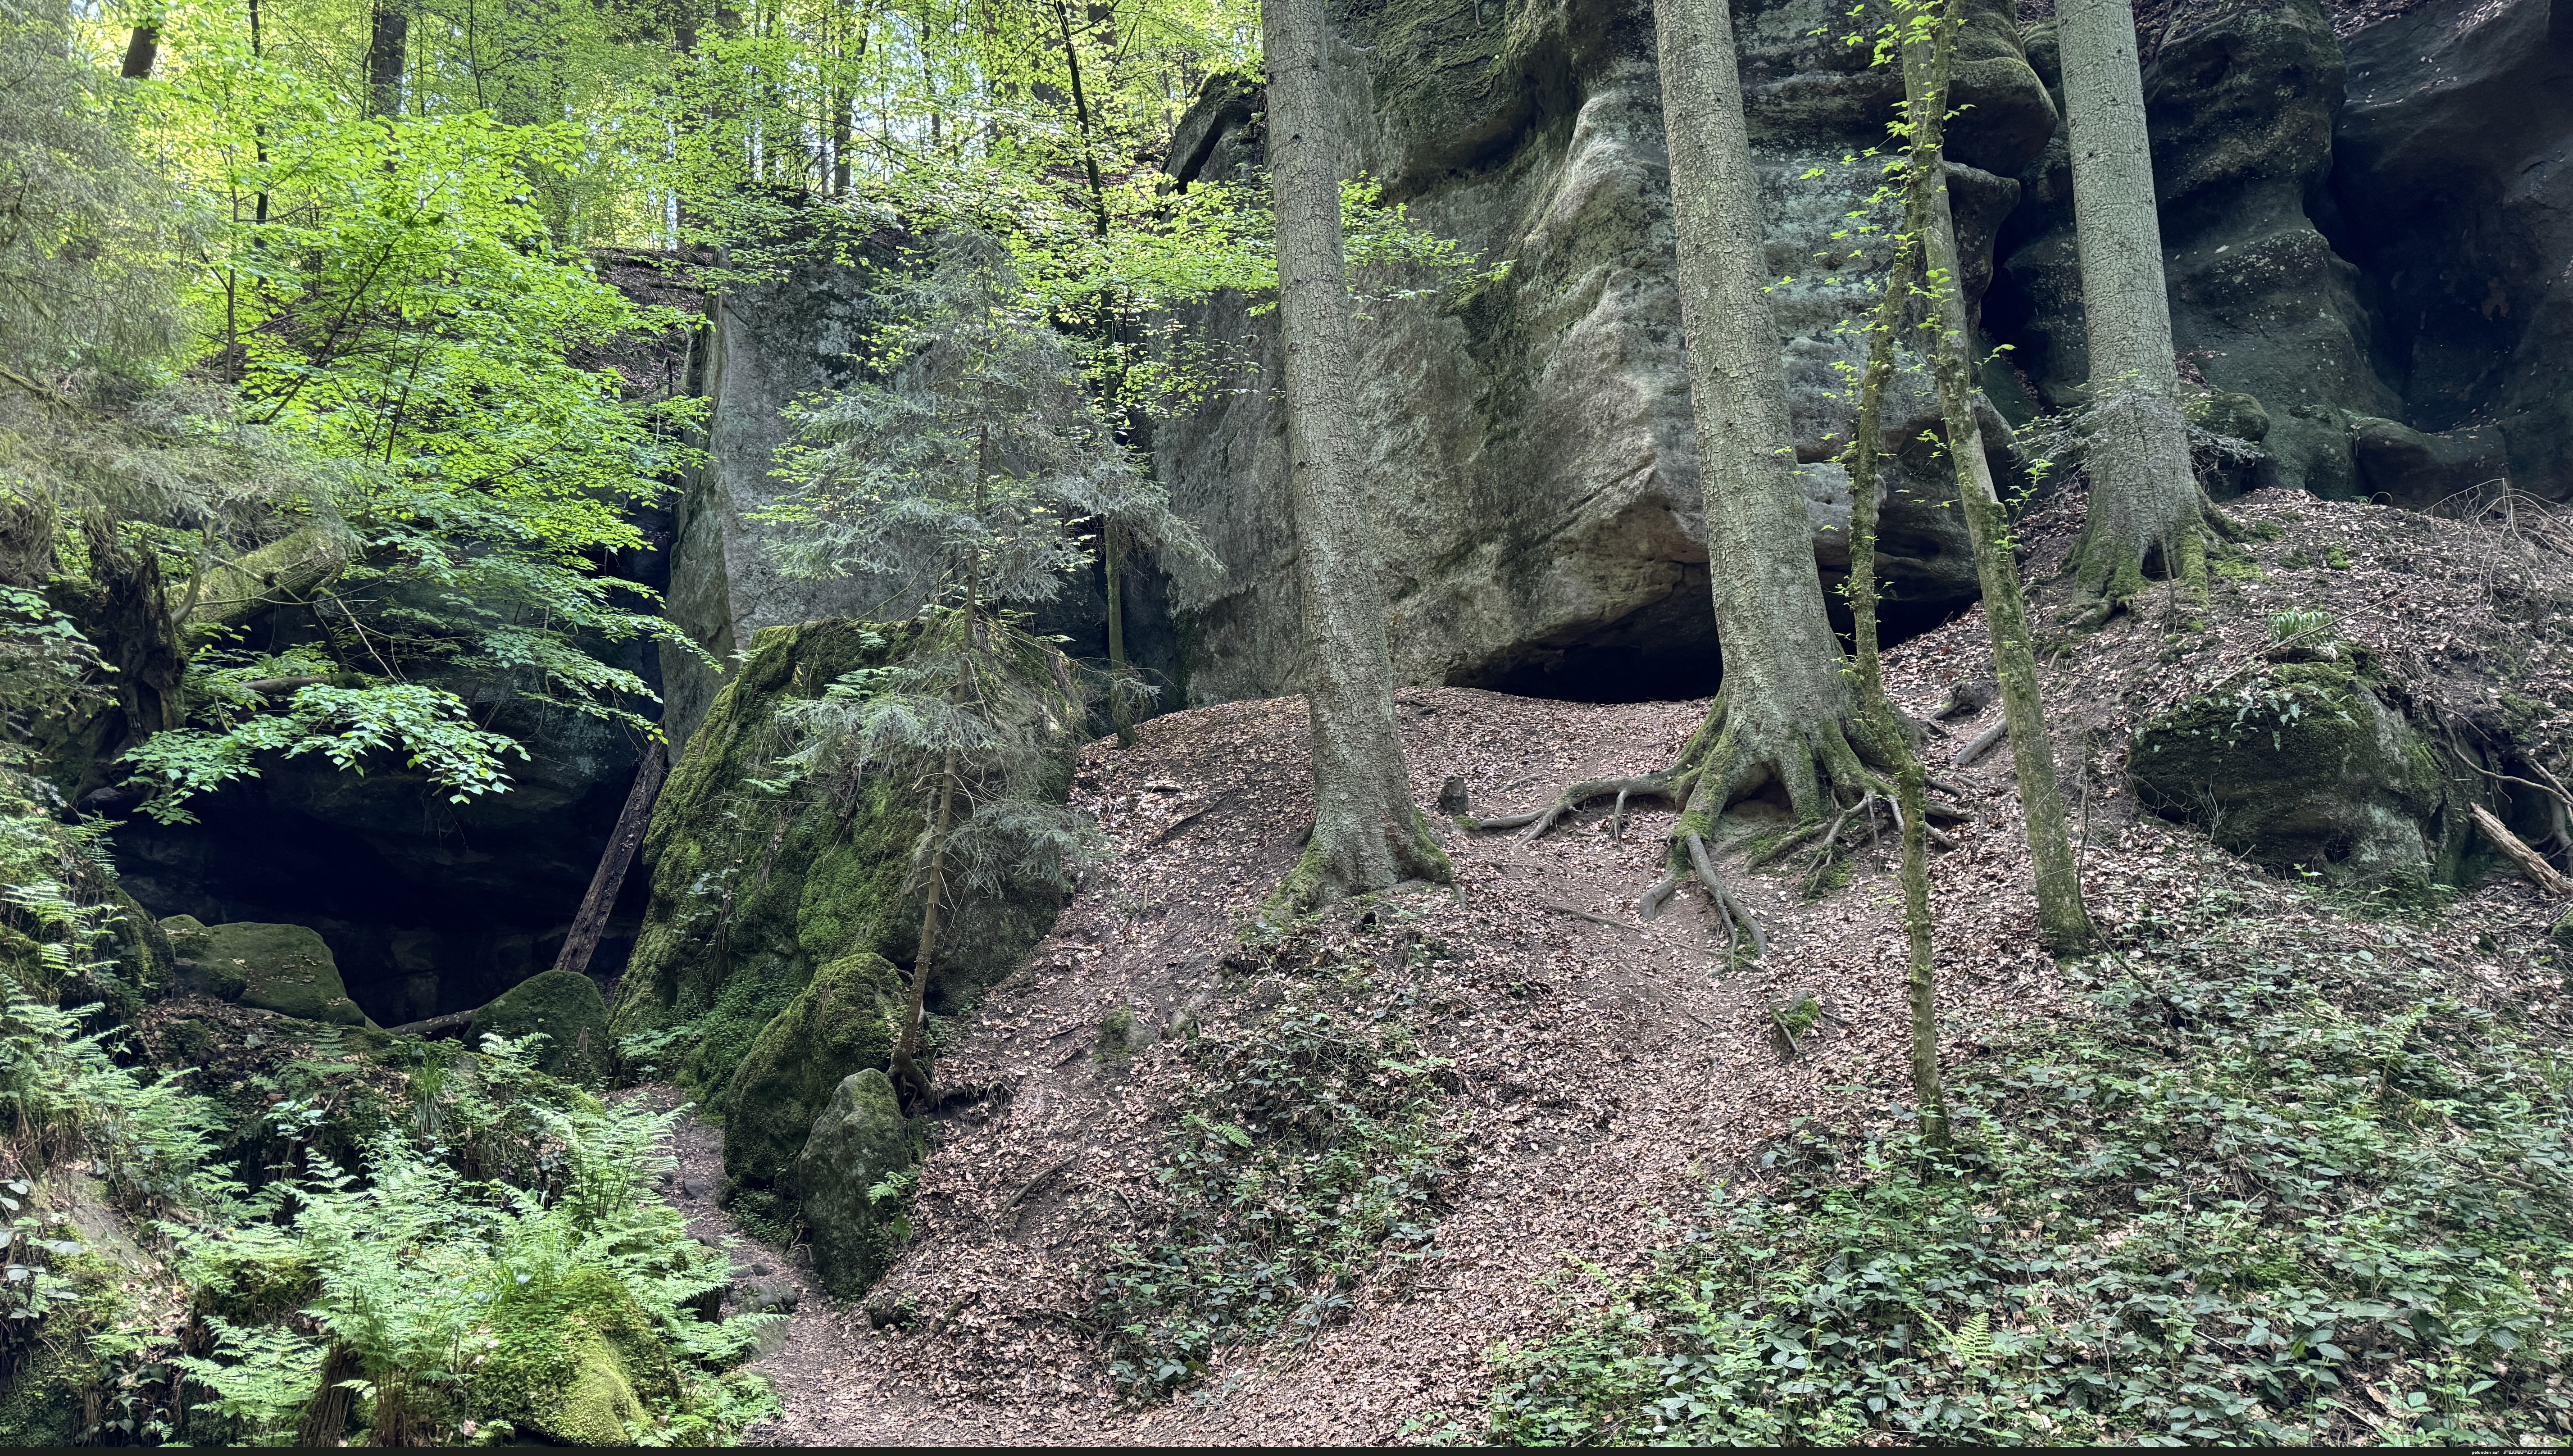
[1488,866,2573,1446]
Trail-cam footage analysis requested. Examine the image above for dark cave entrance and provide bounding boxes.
[1459,570,1974,705]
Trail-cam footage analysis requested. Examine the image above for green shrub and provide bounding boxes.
[1487,881,2573,1445]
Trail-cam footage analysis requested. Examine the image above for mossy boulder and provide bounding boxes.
[472,1269,663,1445]
[191,921,374,1028]
[796,1069,917,1299]
[0,1333,88,1446]
[609,617,1067,1118]
[717,951,904,1216]
[2131,661,2457,878]
[469,968,611,1084]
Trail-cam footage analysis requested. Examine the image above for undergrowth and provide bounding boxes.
[1487,865,2573,1446]
[1099,985,1466,1398]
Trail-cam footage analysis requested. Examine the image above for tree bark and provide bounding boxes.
[552,742,669,978]
[1842,45,1947,1144]
[367,5,409,118]
[889,747,957,1106]
[1906,7,2096,956]
[2059,0,2203,621]
[1655,0,1885,822]
[1261,0,1451,911]
[121,23,161,79]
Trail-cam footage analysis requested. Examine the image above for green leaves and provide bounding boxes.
[1489,898,2573,1446]
[122,680,527,823]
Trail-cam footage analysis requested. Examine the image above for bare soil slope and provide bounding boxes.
[731,490,2573,1445]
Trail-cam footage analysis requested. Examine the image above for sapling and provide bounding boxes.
[759,232,1208,1104]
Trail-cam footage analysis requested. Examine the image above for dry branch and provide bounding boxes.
[2470,804,2573,896]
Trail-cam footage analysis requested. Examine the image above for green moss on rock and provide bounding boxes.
[195,921,373,1027]
[469,969,611,1084]
[0,1332,89,1446]
[609,617,1065,1112]
[796,1070,916,1299]
[717,951,903,1202]
[2131,661,2454,878]
[472,1269,662,1446]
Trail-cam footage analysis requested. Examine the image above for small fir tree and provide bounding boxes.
[759,232,1209,1103]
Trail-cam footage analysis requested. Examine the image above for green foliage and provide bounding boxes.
[1487,875,2573,1446]
[124,676,527,823]
[1100,1001,1464,1397]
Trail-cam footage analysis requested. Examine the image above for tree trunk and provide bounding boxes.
[552,742,669,979]
[367,5,409,118]
[1842,44,1946,1144]
[1261,0,1451,911]
[1654,0,1885,823]
[1907,5,2096,956]
[2058,0,2203,621]
[121,22,161,79]
[888,747,957,1106]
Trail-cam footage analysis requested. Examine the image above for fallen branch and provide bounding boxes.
[385,1008,479,1038]
[2470,804,2573,896]
[1148,790,1236,846]
[1541,902,1648,934]
[1953,721,2008,768]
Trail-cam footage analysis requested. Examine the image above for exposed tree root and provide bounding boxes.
[1468,691,1982,959]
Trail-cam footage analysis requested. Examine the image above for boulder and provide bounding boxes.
[609,620,1064,1138]
[715,952,904,1216]
[795,1070,916,1299]
[189,920,373,1027]
[468,968,612,1084]
[2130,660,2459,879]
[473,1270,659,1446]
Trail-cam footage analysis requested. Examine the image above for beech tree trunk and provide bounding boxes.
[1906,9,2096,956]
[2059,0,2202,619]
[367,5,409,118]
[1655,0,1883,822]
[1261,0,1451,910]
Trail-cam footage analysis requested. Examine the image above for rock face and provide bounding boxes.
[113,693,649,1026]
[609,620,1062,1195]
[468,967,612,1084]
[795,1069,916,1299]
[171,918,374,1028]
[2128,659,2465,878]
[2331,0,2573,502]
[1151,0,2053,704]
[659,229,1179,748]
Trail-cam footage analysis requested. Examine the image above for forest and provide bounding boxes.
[5,0,2573,1442]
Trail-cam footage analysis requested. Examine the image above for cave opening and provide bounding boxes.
[1459,575,1974,705]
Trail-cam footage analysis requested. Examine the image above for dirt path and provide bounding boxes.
[609,678,2076,1446]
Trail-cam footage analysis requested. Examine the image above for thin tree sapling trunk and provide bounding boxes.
[1841,56,1948,1144]
[2057,0,2206,624]
[889,745,957,1107]
[1261,0,1452,911]
[1905,1,2095,956]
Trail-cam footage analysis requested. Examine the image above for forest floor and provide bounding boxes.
[670,488,2573,1445]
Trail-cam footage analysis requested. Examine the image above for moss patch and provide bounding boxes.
[609,618,1066,1107]
[715,951,904,1211]
[469,969,612,1084]
[195,921,373,1028]
[2131,662,2451,878]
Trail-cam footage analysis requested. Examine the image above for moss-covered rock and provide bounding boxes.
[472,1269,661,1446]
[193,921,374,1027]
[0,1332,89,1446]
[2131,661,2457,878]
[717,952,903,1208]
[609,617,1065,1109]
[469,968,611,1084]
[796,1069,916,1299]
